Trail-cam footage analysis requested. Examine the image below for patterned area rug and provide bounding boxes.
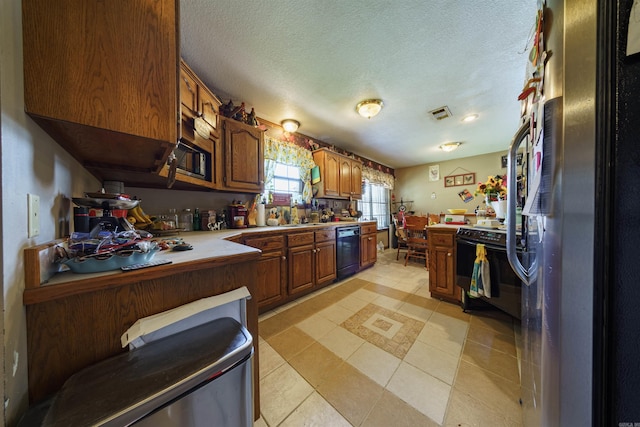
[341,303,425,358]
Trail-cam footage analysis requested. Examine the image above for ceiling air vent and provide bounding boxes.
[428,106,452,121]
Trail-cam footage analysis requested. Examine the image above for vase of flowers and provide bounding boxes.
[475,175,508,219]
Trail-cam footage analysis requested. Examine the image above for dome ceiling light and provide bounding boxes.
[281,119,300,133]
[356,99,384,119]
[439,142,462,152]
[462,114,479,122]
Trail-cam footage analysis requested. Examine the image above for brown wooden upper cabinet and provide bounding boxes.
[313,148,362,199]
[221,117,265,193]
[163,65,263,193]
[180,61,220,134]
[22,0,179,181]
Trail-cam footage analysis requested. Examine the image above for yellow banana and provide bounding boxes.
[130,206,150,224]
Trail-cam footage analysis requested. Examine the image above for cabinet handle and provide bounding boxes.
[368,237,372,241]
[316,248,320,253]
[447,252,452,257]
[282,256,286,261]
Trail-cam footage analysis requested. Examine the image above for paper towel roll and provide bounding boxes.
[256,204,266,226]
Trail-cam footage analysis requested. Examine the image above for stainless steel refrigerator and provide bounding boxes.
[507,1,640,425]
[506,0,594,425]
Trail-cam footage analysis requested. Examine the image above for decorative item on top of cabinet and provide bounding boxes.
[360,223,378,268]
[312,148,363,200]
[427,227,461,303]
[22,0,179,182]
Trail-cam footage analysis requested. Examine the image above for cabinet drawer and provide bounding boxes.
[315,229,336,243]
[361,224,377,235]
[244,235,284,251]
[287,232,315,247]
[429,232,454,247]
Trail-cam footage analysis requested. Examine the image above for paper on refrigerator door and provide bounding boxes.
[121,286,251,349]
[628,0,640,56]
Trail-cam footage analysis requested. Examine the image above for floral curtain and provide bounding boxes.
[362,165,395,190]
[264,136,317,202]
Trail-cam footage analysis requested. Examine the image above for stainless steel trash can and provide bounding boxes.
[38,317,253,426]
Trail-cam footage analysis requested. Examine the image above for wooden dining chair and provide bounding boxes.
[404,215,430,267]
[395,223,408,261]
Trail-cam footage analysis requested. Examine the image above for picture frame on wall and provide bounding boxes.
[429,165,440,182]
[463,173,476,185]
[501,153,523,168]
[444,172,475,187]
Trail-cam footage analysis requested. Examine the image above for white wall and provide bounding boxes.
[393,151,508,216]
[1,1,100,424]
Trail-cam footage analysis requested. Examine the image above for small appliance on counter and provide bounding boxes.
[72,195,137,232]
[228,204,248,229]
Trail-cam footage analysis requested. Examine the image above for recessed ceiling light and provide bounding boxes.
[462,114,479,122]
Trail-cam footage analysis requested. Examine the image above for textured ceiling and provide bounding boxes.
[181,1,537,169]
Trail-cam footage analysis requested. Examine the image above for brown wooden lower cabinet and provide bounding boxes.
[243,235,286,307]
[360,223,378,268]
[428,227,461,303]
[286,229,337,297]
[24,258,261,419]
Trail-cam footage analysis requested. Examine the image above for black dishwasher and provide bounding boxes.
[336,225,360,279]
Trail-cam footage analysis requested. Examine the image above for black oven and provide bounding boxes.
[456,227,522,319]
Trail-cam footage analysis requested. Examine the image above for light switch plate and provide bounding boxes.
[28,194,40,237]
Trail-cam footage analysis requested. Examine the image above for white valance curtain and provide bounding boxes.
[362,165,395,190]
[264,136,316,202]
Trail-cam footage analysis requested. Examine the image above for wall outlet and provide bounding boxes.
[28,194,40,237]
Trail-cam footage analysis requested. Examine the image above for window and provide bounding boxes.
[360,182,390,229]
[265,162,303,203]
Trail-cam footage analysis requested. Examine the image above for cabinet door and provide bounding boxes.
[223,118,264,192]
[429,243,456,298]
[23,0,178,178]
[180,65,198,119]
[339,158,352,197]
[288,244,315,295]
[312,149,344,198]
[315,240,337,285]
[360,233,377,267]
[256,250,286,308]
[350,161,363,199]
[199,86,220,132]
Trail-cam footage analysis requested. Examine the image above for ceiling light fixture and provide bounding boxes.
[281,119,300,133]
[439,142,462,152]
[356,99,384,119]
[462,114,479,122]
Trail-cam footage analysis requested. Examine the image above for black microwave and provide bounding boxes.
[174,141,209,180]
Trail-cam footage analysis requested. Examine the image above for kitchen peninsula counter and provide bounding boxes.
[22,221,376,411]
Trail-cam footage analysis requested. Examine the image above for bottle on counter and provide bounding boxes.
[193,208,201,231]
[180,209,193,231]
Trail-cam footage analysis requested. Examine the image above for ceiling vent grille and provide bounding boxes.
[428,106,452,121]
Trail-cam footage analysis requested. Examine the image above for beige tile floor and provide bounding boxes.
[255,249,523,427]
